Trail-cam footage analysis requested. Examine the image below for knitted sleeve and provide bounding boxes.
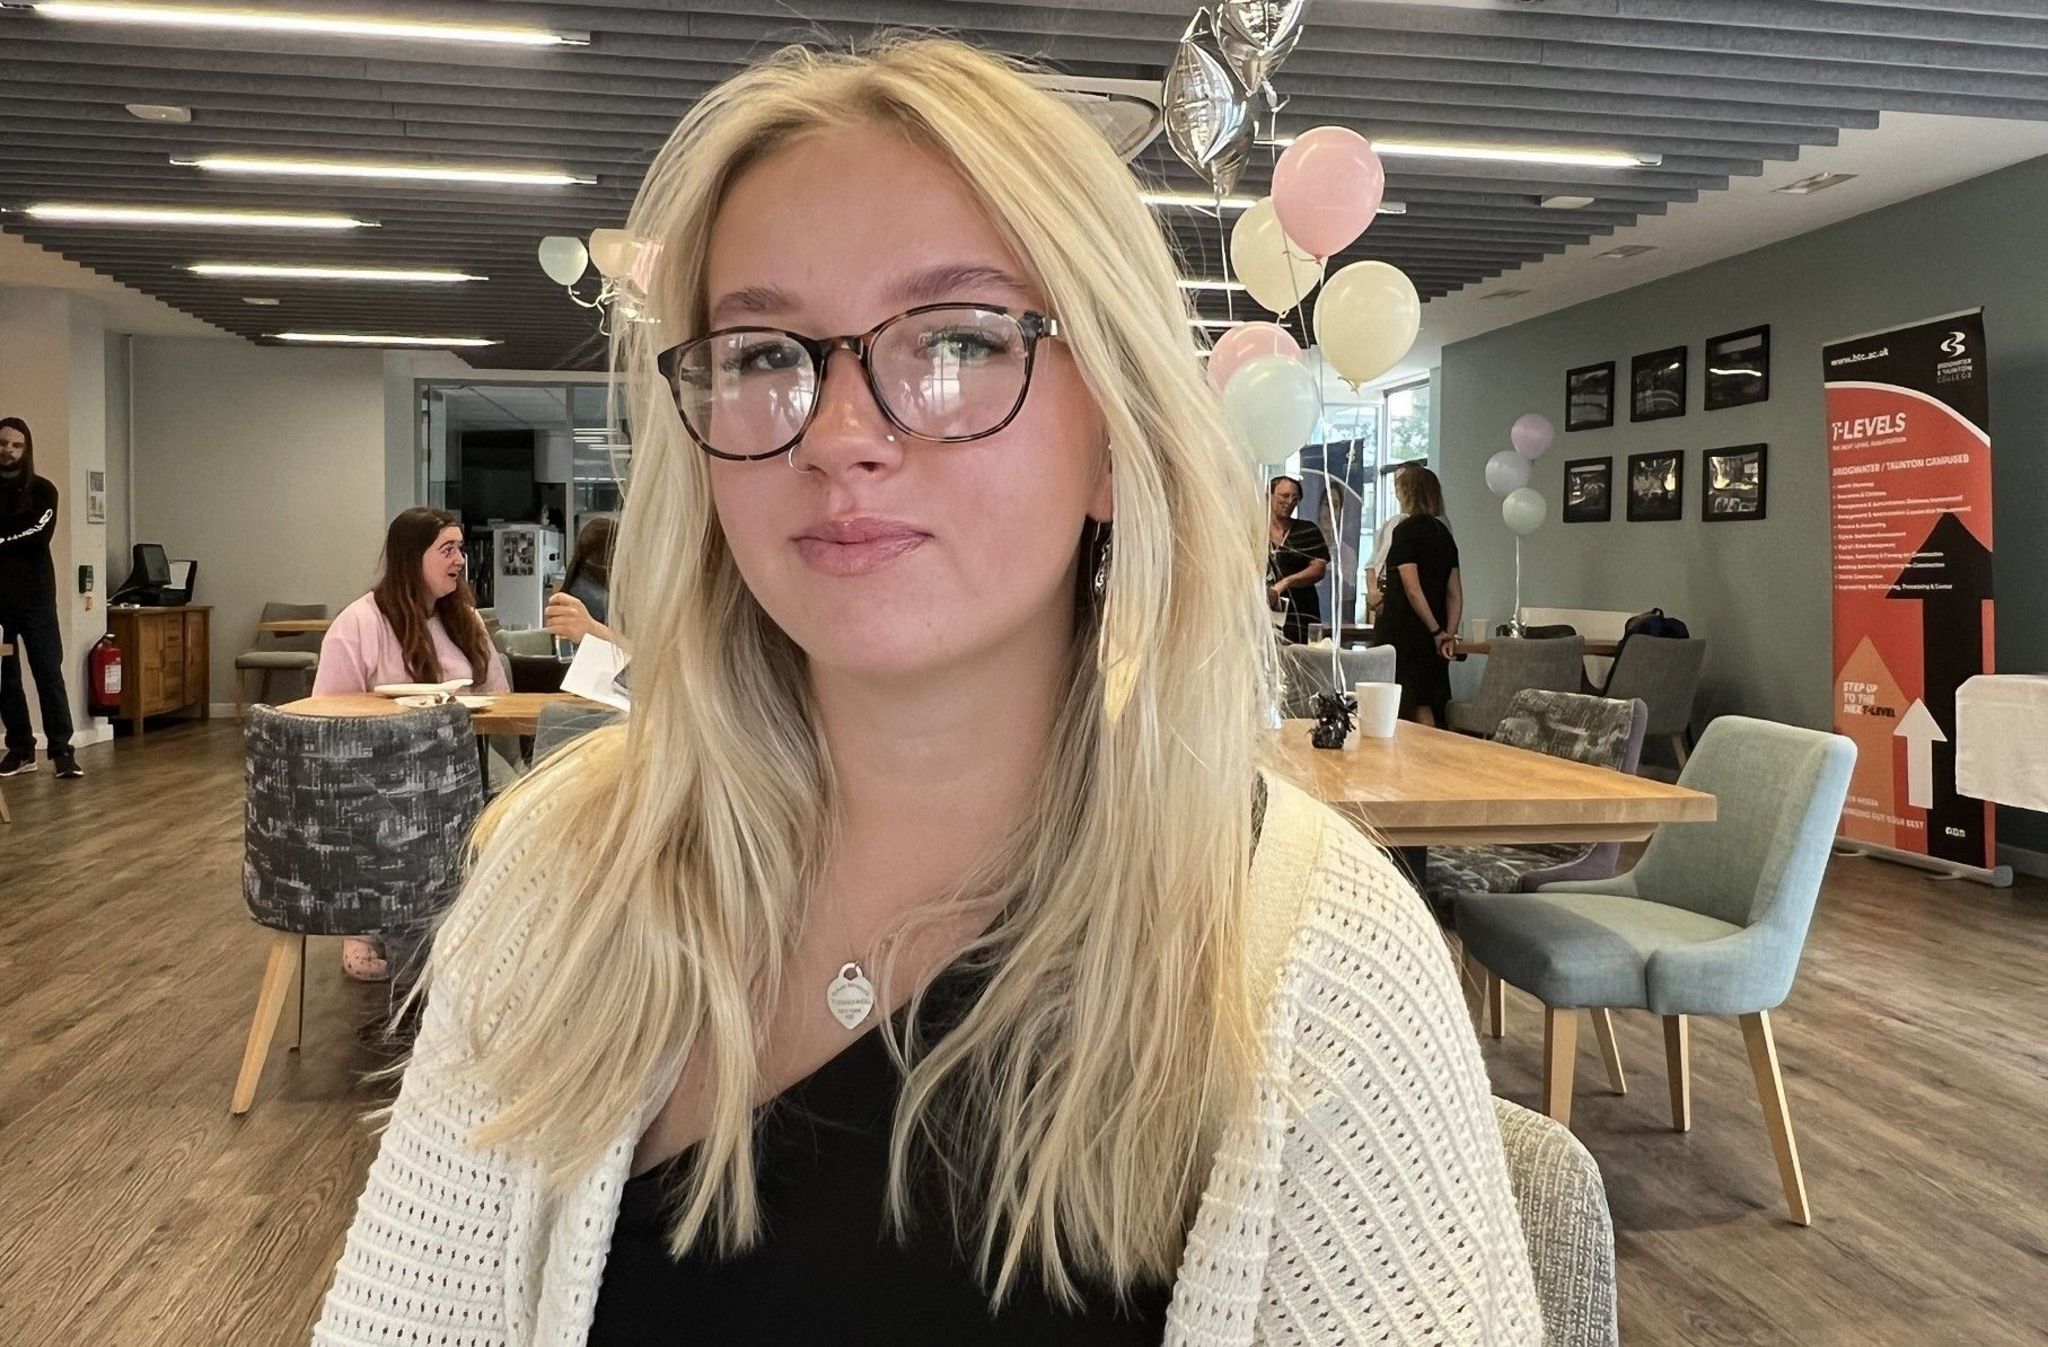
[1256,819,1544,1346]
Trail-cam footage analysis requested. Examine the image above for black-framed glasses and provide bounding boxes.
[656,303,1062,462]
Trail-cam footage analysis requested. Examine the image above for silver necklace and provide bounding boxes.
[826,961,876,1030]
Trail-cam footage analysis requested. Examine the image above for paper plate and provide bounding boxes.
[393,694,447,709]
[373,682,458,698]
[455,695,494,710]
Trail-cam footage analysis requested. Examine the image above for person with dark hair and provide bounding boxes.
[1371,465,1464,727]
[543,514,618,648]
[1266,474,1330,644]
[314,506,509,979]
[0,417,81,781]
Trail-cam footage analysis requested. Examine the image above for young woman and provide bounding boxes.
[1372,465,1465,727]
[0,417,80,781]
[543,514,617,648]
[1264,474,1330,643]
[315,39,1537,1345]
[314,506,508,979]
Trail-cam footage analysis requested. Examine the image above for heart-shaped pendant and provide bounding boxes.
[826,962,875,1030]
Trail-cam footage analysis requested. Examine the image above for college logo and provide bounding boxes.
[1940,331,1969,358]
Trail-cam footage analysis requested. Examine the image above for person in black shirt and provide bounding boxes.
[0,417,79,780]
[1371,465,1463,726]
[1266,475,1330,643]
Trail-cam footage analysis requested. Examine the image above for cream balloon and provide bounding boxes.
[1222,354,1321,465]
[1229,197,1321,315]
[1312,261,1421,388]
[536,235,587,287]
[587,228,638,279]
[1502,487,1547,537]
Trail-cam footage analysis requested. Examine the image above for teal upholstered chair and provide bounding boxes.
[1454,716,1854,1224]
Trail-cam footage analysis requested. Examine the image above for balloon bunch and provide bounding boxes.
[1486,413,1555,634]
[536,229,661,332]
[1162,1,1310,197]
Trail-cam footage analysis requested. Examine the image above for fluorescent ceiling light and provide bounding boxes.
[1266,134,1656,169]
[31,2,586,45]
[1601,244,1659,260]
[273,332,498,348]
[1179,278,1248,293]
[23,203,374,229]
[1188,318,1245,329]
[1775,171,1858,196]
[125,102,190,123]
[190,263,486,283]
[1144,190,1407,216]
[178,155,594,187]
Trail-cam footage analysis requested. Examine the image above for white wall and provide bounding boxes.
[131,338,389,709]
[0,287,112,750]
[103,332,132,594]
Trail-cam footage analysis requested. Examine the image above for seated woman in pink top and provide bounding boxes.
[315,506,508,980]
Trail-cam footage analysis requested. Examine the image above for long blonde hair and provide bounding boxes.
[425,36,1274,1303]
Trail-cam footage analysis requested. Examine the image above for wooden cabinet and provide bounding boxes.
[107,605,211,740]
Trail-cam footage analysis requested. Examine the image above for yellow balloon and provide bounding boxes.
[1312,261,1421,387]
[587,228,637,279]
[1229,197,1321,315]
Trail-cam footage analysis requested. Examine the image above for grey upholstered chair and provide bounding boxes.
[1494,1098,1619,1347]
[1497,623,1580,641]
[532,698,621,762]
[1455,716,1855,1224]
[233,702,485,1114]
[494,626,557,658]
[1447,636,1588,738]
[233,601,327,711]
[1429,691,1650,906]
[1277,641,1395,718]
[1596,635,1707,769]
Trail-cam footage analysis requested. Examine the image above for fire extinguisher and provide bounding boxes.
[88,633,124,717]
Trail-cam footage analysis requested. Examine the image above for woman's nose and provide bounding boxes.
[788,347,906,478]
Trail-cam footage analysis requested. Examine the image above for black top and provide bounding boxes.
[0,475,58,611]
[1372,514,1462,718]
[587,967,1173,1346]
[1268,515,1331,627]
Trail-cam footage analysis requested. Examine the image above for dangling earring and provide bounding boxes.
[1091,521,1138,725]
[1092,528,1112,605]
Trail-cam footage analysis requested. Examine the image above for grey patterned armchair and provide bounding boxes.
[232,702,484,1114]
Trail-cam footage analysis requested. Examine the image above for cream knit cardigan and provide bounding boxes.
[313,774,1543,1345]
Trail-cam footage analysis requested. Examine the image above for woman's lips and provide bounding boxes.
[793,519,929,577]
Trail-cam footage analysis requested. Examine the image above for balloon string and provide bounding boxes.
[1216,187,1235,326]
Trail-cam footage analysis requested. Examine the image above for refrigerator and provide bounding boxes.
[489,523,563,631]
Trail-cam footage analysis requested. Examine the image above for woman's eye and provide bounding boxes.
[723,340,803,376]
[920,326,1010,362]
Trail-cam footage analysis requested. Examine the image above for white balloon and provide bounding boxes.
[1222,354,1321,465]
[1502,486,1547,537]
[536,235,587,287]
[1229,197,1321,315]
[587,228,637,279]
[1312,261,1421,387]
[1484,450,1530,497]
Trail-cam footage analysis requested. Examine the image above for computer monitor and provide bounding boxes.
[134,543,171,587]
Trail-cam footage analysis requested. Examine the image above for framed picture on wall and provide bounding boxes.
[1562,458,1613,523]
[1703,443,1768,521]
[1565,361,1615,431]
[1626,449,1685,521]
[1631,346,1688,422]
[1704,325,1771,410]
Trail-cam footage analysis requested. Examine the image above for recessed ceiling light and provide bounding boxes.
[1143,190,1407,216]
[1179,278,1249,293]
[1265,134,1656,169]
[190,263,486,283]
[272,332,498,348]
[1479,288,1532,301]
[1601,244,1659,260]
[176,155,594,187]
[1539,195,1597,210]
[32,2,587,45]
[241,296,280,306]
[124,102,191,123]
[1774,172,1859,196]
[23,203,375,229]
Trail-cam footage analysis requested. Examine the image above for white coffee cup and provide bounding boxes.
[1354,682,1401,739]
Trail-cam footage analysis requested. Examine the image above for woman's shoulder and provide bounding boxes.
[331,592,383,628]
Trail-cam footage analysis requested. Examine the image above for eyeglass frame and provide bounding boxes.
[654,302,1063,462]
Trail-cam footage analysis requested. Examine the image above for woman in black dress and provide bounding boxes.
[1372,466,1463,725]
[1266,475,1330,643]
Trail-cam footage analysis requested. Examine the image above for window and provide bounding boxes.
[1379,378,1432,528]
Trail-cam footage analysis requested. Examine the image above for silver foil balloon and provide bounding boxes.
[1218,0,1310,100]
[1164,7,1255,196]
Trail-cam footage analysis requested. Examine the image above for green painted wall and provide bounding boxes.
[1441,154,2048,854]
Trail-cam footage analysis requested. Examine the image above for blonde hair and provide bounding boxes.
[424,36,1274,1304]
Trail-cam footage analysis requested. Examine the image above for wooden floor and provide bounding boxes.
[2,721,2044,1346]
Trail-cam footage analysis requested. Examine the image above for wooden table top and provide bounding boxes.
[1262,718,1714,846]
[256,618,333,634]
[1458,637,1620,657]
[277,692,607,737]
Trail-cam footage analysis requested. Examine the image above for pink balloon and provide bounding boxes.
[1510,412,1555,461]
[1206,321,1303,391]
[1271,127,1386,260]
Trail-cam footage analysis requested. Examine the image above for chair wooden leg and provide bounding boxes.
[231,931,302,1115]
[1670,733,1690,769]
[0,780,10,825]
[258,669,274,706]
[235,668,246,721]
[287,934,307,1051]
[1740,1010,1811,1225]
[1485,971,1506,1039]
[1543,1005,1580,1126]
[1591,1008,1628,1095]
[1664,1014,1692,1132]
[1458,948,1484,1027]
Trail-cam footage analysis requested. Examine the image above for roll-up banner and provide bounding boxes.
[1823,309,1998,876]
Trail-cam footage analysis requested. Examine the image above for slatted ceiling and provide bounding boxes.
[6,3,2048,370]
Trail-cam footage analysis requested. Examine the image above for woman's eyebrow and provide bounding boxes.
[890,263,1031,307]
[708,284,796,323]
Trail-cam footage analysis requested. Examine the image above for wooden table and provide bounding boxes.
[1262,718,1713,846]
[1457,638,1620,658]
[276,692,611,773]
[256,618,332,634]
